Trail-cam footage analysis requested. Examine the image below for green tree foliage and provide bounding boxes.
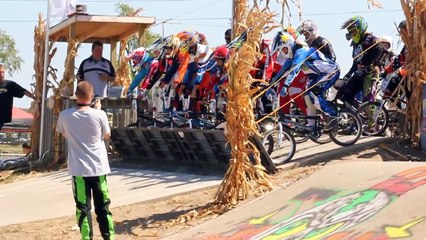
[0,29,24,75]
[115,2,162,50]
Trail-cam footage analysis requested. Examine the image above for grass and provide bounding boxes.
[0,143,23,155]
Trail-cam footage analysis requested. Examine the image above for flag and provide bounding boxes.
[49,0,77,21]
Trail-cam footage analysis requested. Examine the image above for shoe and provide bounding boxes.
[340,124,358,135]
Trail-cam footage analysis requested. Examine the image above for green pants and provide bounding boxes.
[72,175,115,240]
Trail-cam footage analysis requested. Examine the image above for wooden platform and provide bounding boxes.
[49,14,156,43]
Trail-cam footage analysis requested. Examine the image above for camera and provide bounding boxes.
[90,95,101,108]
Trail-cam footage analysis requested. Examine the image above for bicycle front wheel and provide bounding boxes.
[328,109,362,146]
[262,127,296,165]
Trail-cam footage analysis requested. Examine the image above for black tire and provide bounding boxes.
[308,115,332,144]
[309,132,332,144]
[294,133,309,144]
[386,110,399,138]
[126,123,138,128]
[328,109,362,146]
[289,107,310,144]
[291,108,331,144]
[357,101,389,136]
[261,127,296,165]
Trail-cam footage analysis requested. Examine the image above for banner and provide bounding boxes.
[49,0,76,21]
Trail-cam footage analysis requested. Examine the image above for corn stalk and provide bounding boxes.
[290,0,303,22]
[163,2,277,225]
[232,0,248,37]
[367,0,383,9]
[113,40,132,89]
[215,1,275,206]
[113,7,143,88]
[30,14,56,159]
[400,0,426,147]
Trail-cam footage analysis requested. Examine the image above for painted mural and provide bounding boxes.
[206,166,426,240]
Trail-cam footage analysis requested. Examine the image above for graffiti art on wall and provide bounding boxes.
[206,166,426,240]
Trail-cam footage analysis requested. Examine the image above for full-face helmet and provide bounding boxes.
[341,16,368,44]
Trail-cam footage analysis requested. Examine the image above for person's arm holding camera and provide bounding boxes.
[93,99,111,141]
[92,98,110,140]
[93,98,102,110]
[100,108,111,141]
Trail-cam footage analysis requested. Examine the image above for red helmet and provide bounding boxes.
[214,45,229,59]
[126,47,146,63]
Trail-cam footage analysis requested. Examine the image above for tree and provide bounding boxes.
[0,29,24,75]
[113,3,162,88]
[115,3,162,49]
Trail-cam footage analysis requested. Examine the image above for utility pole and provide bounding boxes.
[231,0,236,39]
[162,22,165,38]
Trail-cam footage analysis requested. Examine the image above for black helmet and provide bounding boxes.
[398,20,407,30]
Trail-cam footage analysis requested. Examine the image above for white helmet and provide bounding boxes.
[379,35,393,49]
[273,32,295,59]
[297,20,319,45]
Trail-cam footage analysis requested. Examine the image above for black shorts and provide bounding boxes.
[0,122,4,132]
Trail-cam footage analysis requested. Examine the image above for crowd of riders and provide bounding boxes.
[125,16,409,127]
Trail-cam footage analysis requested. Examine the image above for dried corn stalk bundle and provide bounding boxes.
[277,0,290,26]
[113,40,132,89]
[290,0,303,21]
[160,2,276,226]
[113,8,143,88]
[400,0,426,147]
[233,0,248,37]
[30,14,57,158]
[215,2,275,206]
[367,0,383,9]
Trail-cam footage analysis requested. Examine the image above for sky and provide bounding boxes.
[0,0,405,108]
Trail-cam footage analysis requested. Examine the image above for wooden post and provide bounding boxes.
[110,39,118,69]
[68,24,76,96]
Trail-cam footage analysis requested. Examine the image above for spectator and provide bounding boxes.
[56,81,114,240]
[22,142,31,156]
[77,41,116,97]
[0,63,35,132]
[224,28,232,44]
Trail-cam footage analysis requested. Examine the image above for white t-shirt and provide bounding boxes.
[189,44,212,63]
[56,107,111,177]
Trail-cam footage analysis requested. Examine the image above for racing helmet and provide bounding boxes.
[271,32,295,59]
[126,47,147,66]
[341,16,368,44]
[213,45,229,59]
[162,35,181,58]
[297,20,318,44]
